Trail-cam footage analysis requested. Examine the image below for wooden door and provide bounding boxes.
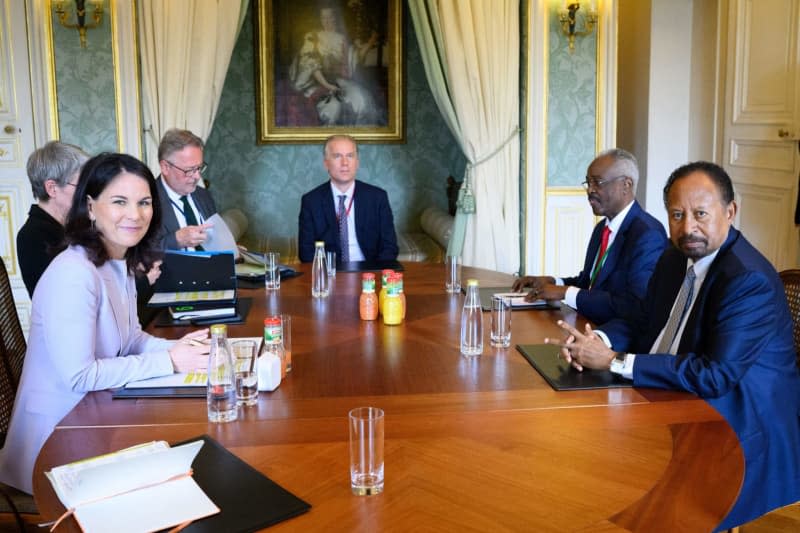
[721,0,800,270]
[0,0,39,329]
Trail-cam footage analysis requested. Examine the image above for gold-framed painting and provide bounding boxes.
[255,0,404,144]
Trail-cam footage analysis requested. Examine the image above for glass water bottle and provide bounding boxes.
[460,279,483,357]
[311,241,330,298]
[207,324,238,422]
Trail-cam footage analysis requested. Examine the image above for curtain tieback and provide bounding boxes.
[458,127,520,215]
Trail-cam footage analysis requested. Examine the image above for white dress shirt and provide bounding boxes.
[606,249,720,379]
[162,179,204,250]
[330,182,365,261]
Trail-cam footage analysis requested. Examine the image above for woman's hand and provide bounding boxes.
[168,329,210,373]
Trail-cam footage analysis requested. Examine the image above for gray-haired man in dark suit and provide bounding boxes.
[155,128,217,250]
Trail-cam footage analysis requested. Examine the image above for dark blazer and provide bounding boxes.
[602,228,800,530]
[563,201,668,323]
[17,205,64,297]
[156,177,217,250]
[298,180,398,262]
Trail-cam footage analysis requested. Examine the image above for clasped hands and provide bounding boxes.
[511,276,567,302]
[544,320,617,372]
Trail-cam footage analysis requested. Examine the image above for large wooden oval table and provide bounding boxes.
[33,263,743,532]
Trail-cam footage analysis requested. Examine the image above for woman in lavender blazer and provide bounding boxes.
[0,153,209,494]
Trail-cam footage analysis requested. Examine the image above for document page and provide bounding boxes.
[202,213,239,259]
[46,440,219,532]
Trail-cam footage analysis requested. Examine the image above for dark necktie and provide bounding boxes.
[338,194,349,262]
[655,265,697,353]
[589,225,612,287]
[180,195,203,251]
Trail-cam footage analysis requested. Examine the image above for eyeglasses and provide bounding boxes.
[163,159,208,178]
[581,175,626,190]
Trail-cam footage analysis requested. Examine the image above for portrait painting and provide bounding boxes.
[256,0,404,143]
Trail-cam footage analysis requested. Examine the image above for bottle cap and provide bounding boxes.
[362,273,376,280]
[315,241,325,246]
[210,324,227,335]
[467,279,479,287]
[264,316,281,326]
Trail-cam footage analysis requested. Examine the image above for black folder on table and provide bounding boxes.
[151,298,253,328]
[466,287,560,311]
[148,250,237,307]
[517,344,632,391]
[175,435,311,532]
[337,259,404,273]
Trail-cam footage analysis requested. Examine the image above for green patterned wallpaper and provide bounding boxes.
[204,3,466,242]
[52,0,118,153]
[546,5,597,186]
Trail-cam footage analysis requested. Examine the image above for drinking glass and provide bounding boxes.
[231,340,258,406]
[265,252,281,290]
[326,251,336,277]
[490,296,512,348]
[349,407,384,496]
[445,255,462,293]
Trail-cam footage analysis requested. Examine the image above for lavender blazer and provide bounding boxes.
[0,246,175,493]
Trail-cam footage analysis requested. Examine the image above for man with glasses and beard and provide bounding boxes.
[155,128,216,251]
[513,149,668,323]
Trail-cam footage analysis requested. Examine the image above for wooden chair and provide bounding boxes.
[779,269,800,368]
[0,257,35,531]
[732,270,800,531]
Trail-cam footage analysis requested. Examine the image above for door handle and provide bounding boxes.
[779,128,791,138]
[3,125,16,134]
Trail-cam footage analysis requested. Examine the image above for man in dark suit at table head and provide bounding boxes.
[549,161,800,529]
[156,128,217,250]
[298,134,398,262]
[513,148,668,323]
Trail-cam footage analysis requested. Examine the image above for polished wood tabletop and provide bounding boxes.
[33,263,743,532]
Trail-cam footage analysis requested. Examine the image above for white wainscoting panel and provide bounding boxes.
[543,192,596,277]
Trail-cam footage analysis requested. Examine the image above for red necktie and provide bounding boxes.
[597,225,611,260]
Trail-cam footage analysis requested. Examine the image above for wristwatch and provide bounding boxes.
[609,352,628,374]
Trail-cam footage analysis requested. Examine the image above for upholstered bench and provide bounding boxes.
[226,206,454,264]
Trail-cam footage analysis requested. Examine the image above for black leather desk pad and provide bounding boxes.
[461,287,560,311]
[152,298,252,327]
[111,386,206,399]
[517,343,632,391]
[177,435,311,532]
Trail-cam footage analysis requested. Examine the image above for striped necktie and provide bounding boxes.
[338,194,349,262]
[654,265,697,354]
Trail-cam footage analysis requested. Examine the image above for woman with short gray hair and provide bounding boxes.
[17,140,89,296]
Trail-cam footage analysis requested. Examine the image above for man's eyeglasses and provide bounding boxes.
[581,175,626,190]
[164,159,208,178]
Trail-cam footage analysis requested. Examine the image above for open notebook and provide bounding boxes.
[463,287,561,311]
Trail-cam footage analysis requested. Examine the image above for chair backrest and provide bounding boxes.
[779,269,800,368]
[0,258,26,447]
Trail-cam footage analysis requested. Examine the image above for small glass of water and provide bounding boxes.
[231,340,258,406]
[490,296,512,348]
[264,252,281,290]
[326,251,336,277]
[349,407,384,495]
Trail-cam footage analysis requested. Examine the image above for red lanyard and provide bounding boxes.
[336,194,354,222]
